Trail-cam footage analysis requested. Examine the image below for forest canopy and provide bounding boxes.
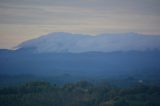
[0,80,160,106]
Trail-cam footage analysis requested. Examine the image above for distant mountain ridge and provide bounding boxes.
[16,32,160,53]
[0,49,160,82]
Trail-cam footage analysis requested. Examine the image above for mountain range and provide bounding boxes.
[0,32,160,85]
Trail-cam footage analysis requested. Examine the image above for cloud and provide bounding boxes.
[17,32,160,53]
[0,0,160,24]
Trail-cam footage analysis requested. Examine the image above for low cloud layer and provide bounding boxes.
[17,32,160,53]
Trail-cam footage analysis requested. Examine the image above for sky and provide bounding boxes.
[0,0,160,49]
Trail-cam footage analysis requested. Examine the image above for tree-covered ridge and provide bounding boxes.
[0,81,160,106]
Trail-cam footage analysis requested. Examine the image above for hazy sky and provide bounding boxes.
[0,0,160,49]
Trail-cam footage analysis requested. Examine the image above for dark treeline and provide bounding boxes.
[0,80,160,106]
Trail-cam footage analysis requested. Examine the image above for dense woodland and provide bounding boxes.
[0,80,160,106]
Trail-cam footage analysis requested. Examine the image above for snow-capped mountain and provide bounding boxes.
[16,32,160,53]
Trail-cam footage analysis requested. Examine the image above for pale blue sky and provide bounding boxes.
[0,0,160,48]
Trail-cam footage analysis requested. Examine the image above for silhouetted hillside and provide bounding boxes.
[0,81,160,106]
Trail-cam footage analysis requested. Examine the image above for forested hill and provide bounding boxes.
[0,80,160,106]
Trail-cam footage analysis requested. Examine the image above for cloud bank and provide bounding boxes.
[17,32,160,53]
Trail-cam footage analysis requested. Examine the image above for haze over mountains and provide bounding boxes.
[16,32,160,53]
[0,32,160,85]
